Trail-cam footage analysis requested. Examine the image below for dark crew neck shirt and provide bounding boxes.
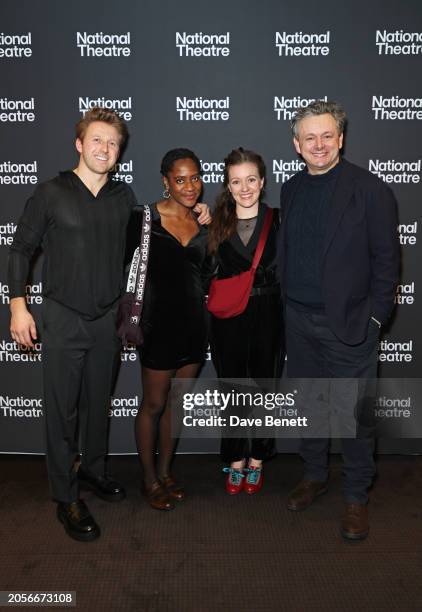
[286,162,341,310]
[8,170,137,320]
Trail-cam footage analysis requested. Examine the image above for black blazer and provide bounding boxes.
[278,159,400,345]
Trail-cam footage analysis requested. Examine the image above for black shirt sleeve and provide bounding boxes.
[8,186,50,298]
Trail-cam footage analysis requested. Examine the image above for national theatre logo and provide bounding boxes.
[378,340,413,364]
[112,160,133,184]
[0,32,32,58]
[395,282,415,306]
[0,395,43,417]
[109,396,139,417]
[374,395,411,418]
[369,159,421,184]
[0,98,35,122]
[275,31,330,56]
[371,96,422,120]
[273,159,306,183]
[375,30,422,55]
[175,32,230,57]
[76,32,131,57]
[0,161,38,185]
[0,340,42,363]
[176,97,229,121]
[0,282,43,306]
[78,97,133,120]
[273,95,328,120]
[397,222,417,247]
[0,223,16,247]
[120,343,138,363]
[200,160,224,184]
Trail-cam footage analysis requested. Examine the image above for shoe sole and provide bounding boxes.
[57,512,101,542]
[287,486,328,511]
[79,481,126,503]
[340,528,369,541]
[167,493,185,501]
[147,501,175,511]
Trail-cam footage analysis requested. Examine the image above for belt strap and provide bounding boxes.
[250,285,280,297]
[125,204,152,325]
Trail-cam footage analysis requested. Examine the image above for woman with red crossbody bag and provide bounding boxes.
[208,148,285,495]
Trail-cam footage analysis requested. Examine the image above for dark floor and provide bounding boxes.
[1,454,422,612]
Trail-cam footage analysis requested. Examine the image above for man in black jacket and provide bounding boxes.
[278,100,399,540]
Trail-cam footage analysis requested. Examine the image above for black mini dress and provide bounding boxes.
[138,203,210,370]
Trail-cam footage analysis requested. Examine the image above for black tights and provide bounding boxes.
[135,363,200,487]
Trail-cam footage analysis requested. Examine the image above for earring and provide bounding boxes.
[163,189,170,199]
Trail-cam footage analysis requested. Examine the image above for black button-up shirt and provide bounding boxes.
[8,170,137,319]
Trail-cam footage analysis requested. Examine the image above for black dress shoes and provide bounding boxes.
[57,500,100,542]
[78,467,126,502]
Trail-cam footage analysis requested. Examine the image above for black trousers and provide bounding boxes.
[285,303,379,504]
[211,293,285,463]
[41,298,120,503]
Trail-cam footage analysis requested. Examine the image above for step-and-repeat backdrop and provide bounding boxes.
[1,0,421,454]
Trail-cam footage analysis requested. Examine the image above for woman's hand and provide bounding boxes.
[194,203,212,225]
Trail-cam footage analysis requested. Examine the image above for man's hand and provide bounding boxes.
[194,202,212,226]
[10,297,37,348]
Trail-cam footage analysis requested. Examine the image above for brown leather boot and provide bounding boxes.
[341,503,369,540]
[287,479,328,511]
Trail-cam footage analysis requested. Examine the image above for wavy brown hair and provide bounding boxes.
[75,107,129,147]
[208,147,266,254]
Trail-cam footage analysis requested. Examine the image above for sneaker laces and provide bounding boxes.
[245,466,262,485]
[222,467,245,486]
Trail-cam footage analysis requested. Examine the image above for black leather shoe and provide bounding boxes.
[78,467,126,502]
[57,500,100,542]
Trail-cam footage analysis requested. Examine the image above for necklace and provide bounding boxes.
[237,215,258,229]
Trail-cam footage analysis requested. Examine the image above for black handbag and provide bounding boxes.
[116,205,152,347]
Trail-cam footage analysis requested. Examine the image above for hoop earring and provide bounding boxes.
[163,189,170,199]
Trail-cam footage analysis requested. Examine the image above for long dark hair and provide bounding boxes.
[208,147,266,254]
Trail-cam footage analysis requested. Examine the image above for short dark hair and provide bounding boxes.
[75,107,129,147]
[160,148,202,177]
[291,100,347,138]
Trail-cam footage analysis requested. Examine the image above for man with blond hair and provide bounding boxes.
[8,108,135,541]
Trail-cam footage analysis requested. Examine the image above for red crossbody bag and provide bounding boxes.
[207,207,273,319]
